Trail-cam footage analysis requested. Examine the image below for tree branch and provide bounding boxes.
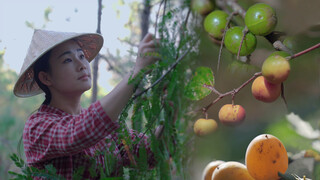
[288,43,320,60]
[132,47,192,100]
[202,72,262,112]
[200,42,320,114]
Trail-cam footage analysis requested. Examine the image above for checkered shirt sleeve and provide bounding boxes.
[23,101,119,163]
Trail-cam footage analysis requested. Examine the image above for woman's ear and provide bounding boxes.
[38,71,52,86]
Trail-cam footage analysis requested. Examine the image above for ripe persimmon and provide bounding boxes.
[245,134,288,180]
[201,160,224,180]
[211,161,254,180]
[251,76,281,103]
[193,118,218,136]
[218,104,246,126]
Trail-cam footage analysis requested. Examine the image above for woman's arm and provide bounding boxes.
[99,33,159,121]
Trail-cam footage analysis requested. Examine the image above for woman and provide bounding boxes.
[13,29,158,179]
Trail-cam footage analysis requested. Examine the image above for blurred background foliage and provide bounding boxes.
[1,0,320,179]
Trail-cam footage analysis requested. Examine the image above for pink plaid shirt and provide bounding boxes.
[23,101,155,179]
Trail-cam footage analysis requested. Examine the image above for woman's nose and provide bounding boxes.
[76,58,87,71]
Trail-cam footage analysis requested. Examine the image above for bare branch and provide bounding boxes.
[288,43,320,60]
[201,72,262,113]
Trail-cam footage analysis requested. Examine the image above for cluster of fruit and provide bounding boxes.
[202,134,288,180]
[252,51,290,103]
[192,1,291,136]
[202,2,277,56]
[193,104,246,136]
[193,51,291,136]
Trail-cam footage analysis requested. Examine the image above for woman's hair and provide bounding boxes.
[33,50,52,105]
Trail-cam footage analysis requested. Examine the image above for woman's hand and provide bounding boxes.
[100,33,160,121]
[133,33,160,76]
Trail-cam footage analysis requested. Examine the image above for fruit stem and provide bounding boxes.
[237,27,249,60]
[217,12,237,72]
[288,42,320,60]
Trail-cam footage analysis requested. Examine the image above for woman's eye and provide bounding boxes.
[63,58,72,63]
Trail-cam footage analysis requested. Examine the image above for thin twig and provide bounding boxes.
[218,12,237,72]
[201,72,262,113]
[225,0,246,18]
[288,43,320,60]
[280,83,288,112]
[237,27,248,60]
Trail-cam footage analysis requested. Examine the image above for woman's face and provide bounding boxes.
[46,40,92,95]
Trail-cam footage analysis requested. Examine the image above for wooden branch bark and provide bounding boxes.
[91,0,103,103]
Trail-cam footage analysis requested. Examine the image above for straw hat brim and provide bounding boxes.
[13,30,104,98]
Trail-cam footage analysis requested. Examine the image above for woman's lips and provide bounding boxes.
[78,74,90,80]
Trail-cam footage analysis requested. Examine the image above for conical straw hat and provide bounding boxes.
[13,29,104,97]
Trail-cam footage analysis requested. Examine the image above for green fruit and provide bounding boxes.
[204,10,229,39]
[191,0,214,16]
[224,26,257,56]
[262,54,290,84]
[269,51,290,58]
[245,3,277,36]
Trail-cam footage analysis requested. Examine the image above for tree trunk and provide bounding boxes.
[131,0,152,131]
[140,0,151,40]
[91,0,103,103]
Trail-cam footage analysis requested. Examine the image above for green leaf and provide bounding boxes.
[184,67,214,100]
[10,154,25,168]
[44,7,52,22]
[137,144,148,171]
[8,171,26,180]
[25,21,35,29]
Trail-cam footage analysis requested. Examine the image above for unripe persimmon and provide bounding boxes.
[245,134,288,180]
[251,76,281,103]
[245,3,277,36]
[191,0,214,16]
[224,26,257,56]
[201,160,224,180]
[211,161,254,180]
[204,10,229,40]
[193,118,218,136]
[218,104,246,126]
[262,54,290,84]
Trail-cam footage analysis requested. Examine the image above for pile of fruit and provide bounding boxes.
[202,134,288,180]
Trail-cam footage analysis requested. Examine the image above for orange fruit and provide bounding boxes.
[245,134,288,180]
